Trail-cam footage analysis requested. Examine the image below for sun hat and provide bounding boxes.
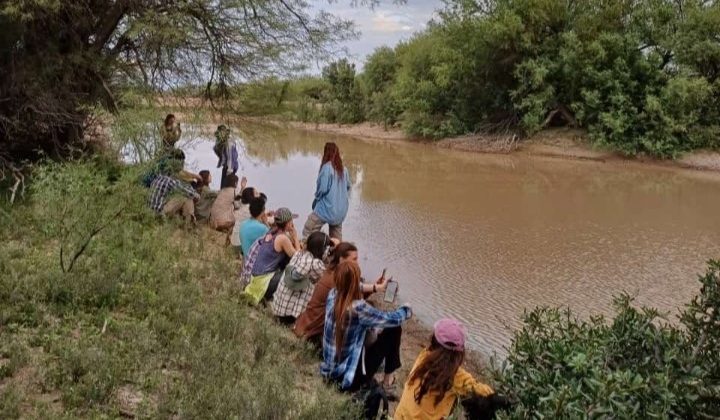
[433,318,466,351]
[283,253,316,291]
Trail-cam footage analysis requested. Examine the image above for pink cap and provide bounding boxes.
[433,318,466,351]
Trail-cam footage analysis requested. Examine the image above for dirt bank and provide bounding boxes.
[247,117,720,174]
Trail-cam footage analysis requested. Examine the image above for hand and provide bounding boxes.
[376,271,386,285]
[400,304,412,319]
[240,176,248,190]
[375,280,388,293]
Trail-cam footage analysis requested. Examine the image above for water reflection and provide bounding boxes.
[182,123,720,355]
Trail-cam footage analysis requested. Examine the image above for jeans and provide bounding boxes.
[302,211,343,241]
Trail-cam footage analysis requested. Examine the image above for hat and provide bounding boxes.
[433,318,466,351]
[273,207,297,224]
[283,253,315,291]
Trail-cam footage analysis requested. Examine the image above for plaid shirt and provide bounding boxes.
[271,251,325,318]
[148,175,199,213]
[320,289,411,389]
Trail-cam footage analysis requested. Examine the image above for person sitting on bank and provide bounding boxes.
[302,142,351,241]
[320,261,411,395]
[213,125,239,189]
[271,231,338,324]
[239,196,270,256]
[293,243,387,348]
[162,114,182,149]
[240,208,301,305]
[394,319,496,420]
[230,185,264,255]
[147,154,199,224]
[209,174,246,231]
[194,170,216,222]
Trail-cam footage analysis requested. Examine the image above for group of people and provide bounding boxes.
[145,115,502,419]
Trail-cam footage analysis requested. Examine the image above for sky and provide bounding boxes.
[309,0,443,71]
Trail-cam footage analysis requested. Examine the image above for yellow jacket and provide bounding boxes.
[394,349,494,420]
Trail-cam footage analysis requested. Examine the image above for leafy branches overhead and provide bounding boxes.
[0,0,357,173]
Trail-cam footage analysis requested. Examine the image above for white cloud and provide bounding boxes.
[371,11,416,34]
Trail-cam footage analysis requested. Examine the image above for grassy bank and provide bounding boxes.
[0,160,356,419]
[2,157,719,419]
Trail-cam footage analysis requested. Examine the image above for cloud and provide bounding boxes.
[371,11,416,33]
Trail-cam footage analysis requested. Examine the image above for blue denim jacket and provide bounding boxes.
[312,162,351,226]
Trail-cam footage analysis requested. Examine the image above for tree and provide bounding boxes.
[362,47,400,128]
[321,59,365,123]
[0,0,357,178]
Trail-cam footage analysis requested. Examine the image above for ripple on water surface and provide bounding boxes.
[181,125,720,356]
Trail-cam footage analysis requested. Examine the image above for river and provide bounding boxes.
[180,122,720,355]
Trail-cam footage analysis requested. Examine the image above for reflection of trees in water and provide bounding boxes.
[229,124,720,220]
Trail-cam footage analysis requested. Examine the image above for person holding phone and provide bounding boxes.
[320,261,411,398]
[293,243,389,348]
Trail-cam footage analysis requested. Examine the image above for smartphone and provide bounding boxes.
[383,280,398,303]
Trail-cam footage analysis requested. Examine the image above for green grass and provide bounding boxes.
[0,161,357,419]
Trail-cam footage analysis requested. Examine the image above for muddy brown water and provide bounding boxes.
[180,123,720,356]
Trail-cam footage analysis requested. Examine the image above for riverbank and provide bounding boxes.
[246,117,720,173]
[0,162,355,419]
[0,160,493,418]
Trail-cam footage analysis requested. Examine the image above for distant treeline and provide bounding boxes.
[209,0,720,158]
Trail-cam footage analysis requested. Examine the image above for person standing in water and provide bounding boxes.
[302,142,351,241]
[161,114,182,149]
[213,125,239,189]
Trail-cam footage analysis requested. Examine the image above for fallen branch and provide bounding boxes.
[61,206,126,273]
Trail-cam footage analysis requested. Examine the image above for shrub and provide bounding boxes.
[493,261,720,418]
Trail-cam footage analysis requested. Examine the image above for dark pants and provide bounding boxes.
[219,166,237,189]
[347,326,403,392]
[263,269,284,301]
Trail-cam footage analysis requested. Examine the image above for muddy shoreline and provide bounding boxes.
[242,117,720,174]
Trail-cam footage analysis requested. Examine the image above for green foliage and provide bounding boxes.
[0,0,356,170]
[493,261,720,418]
[263,0,720,157]
[0,161,357,418]
[321,59,366,124]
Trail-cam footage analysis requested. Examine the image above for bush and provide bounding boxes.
[493,261,720,418]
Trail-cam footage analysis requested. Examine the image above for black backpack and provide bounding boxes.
[352,379,389,420]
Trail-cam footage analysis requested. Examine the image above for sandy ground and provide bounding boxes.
[248,117,720,173]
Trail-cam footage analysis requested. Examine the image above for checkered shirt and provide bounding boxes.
[271,251,325,318]
[148,175,198,213]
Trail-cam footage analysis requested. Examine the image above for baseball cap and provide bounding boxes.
[273,207,297,224]
[433,318,466,351]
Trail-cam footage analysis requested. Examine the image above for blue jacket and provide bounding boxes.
[312,162,351,226]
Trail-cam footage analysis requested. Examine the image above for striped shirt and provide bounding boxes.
[148,175,199,213]
[321,289,411,389]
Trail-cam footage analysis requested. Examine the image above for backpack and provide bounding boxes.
[352,379,389,420]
